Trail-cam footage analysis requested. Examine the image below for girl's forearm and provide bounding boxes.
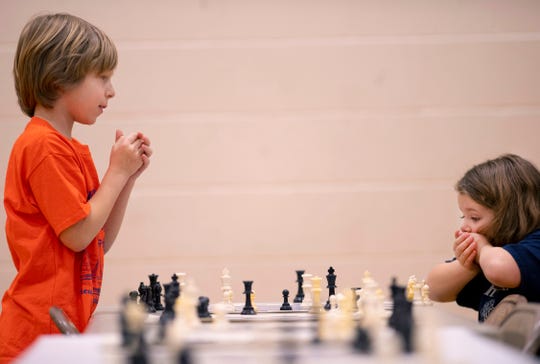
[426,260,479,302]
[477,246,521,288]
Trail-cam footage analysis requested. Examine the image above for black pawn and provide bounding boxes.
[197,296,212,322]
[158,283,175,340]
[352,327,372,354]
[144,286,156,313]
[351,287,361,311]
[137,282,146,305]
[388,277,414,353]
[293,270,305,303]
[149,274,164,311]
[324,266,337,311]
[128,291,139,303]
[170,274,181,300]
[241,280,256,315]
[280,289,292,310]
[130,334,148,364]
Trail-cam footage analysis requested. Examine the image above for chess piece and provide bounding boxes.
[159,282,180,340]
[177,346,194,364]
[211,302,230,330]
[220,268,234,311]
[352,326,372,354]
[120,296,148,364]
[280,289,292,310]
[310,276,323,313]
[406,275,416,302]
[388,277,414,353]
[175,272,187,291]
[149,274,164,311]
[170,274,181,300]
[421,281,432,305]
[293,270,305,303]
[197,296,212,322]
[351,287,361,311]
[222,289,234,312]
[324,266,337,311]
[241,280,256,315]
[128,290,139,303]
[137,282,147,306]
[301,273,313,309]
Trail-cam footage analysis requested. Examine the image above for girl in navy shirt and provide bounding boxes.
[426,154,540,322]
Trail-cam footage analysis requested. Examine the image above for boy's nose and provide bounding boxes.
[107,85,115,98]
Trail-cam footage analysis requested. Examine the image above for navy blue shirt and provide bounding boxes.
[455,229,540,322]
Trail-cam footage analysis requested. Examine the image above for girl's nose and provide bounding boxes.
[460,221,472,233]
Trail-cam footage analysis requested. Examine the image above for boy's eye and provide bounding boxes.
[471,217,480,222]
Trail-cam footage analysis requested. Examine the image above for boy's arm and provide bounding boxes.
[59,131,145,252]
[102,133,152,253]
[102,179,135,253]
[59,169,132,252]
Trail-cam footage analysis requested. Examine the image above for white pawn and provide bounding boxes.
[406,275,417,301]
[310,276,323,313]
[175,272,187,291]
[421,281,432,305]
[211,302,230,330]
[173,278,200,329]
[220,268,234,312]
[222,289,234,312]
[301,273,313,309]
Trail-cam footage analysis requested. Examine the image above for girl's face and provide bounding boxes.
[457,193,495,234]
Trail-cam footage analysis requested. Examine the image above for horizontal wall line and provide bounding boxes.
[2,106,539,125]
[129,180,453,197]
[1,32,540,53]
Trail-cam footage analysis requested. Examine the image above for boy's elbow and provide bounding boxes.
[59,228,92,252]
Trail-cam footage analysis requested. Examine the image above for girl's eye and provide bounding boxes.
[460,215,480,222]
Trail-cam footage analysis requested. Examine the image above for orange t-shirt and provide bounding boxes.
[0,117,105,362]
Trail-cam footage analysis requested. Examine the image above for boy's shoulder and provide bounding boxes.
[13,118,76,159]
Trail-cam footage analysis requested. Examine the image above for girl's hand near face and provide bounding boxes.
[468,232,492,262]
[453,230,480,272]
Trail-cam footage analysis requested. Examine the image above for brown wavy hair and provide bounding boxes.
[456,154,540,246]
[13,13,117,117]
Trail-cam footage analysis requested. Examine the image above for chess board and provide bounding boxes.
[17,302,540,364]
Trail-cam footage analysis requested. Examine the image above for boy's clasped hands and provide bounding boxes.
[111,129,153,180]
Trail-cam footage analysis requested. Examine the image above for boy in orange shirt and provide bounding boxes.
[0,13,153,362]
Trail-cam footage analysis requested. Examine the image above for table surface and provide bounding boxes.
[15,302,539,364]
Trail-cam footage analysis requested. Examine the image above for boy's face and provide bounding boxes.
[62,70,115,125]
[457,192,495,235]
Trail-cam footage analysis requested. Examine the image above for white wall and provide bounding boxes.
[1,0,539,319]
